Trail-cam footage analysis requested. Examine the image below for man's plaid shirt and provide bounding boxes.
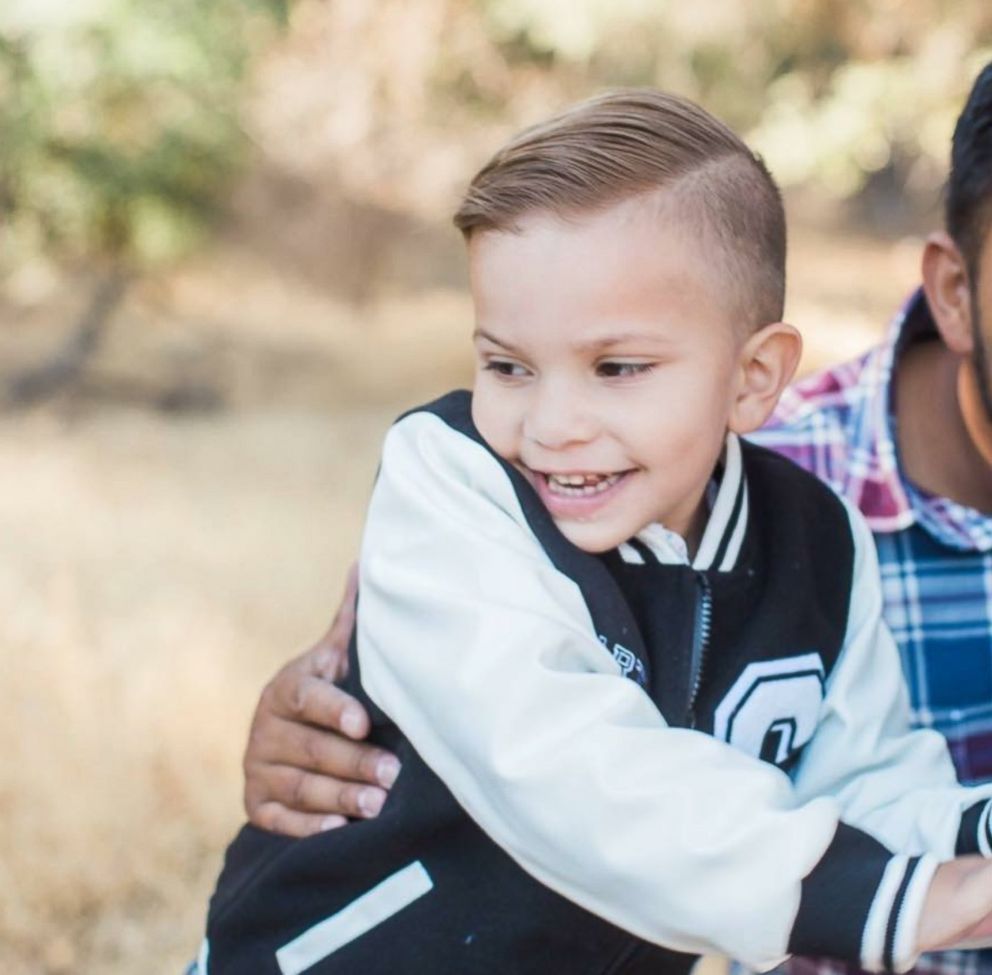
[751,289,992,975]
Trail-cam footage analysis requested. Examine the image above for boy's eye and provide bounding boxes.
[596,361,655,378]
[483,359,530,378]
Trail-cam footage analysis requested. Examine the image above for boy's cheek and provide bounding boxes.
[471,396,514,454]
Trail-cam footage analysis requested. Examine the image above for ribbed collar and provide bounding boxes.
[618,432,748,570]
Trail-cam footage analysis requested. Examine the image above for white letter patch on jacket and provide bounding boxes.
[713,654,825,765]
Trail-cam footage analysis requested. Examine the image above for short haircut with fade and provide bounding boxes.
[947,60,992,282]
[453,88,786,330]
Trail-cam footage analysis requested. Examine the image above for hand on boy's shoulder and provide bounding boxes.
[242,564,400,837]
[918,856,992,953]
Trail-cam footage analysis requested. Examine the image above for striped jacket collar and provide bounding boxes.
[618,432,748,571]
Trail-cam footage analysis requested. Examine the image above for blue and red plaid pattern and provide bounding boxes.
[751,289,992,975]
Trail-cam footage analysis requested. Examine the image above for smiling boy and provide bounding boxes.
[199,90,992,975]
[468,191,786,556]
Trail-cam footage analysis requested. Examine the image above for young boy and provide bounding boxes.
[197,90,992,975]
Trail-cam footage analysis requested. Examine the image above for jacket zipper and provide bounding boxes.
[686,574,713,729]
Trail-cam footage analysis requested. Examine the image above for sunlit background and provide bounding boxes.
[2,2,991,971]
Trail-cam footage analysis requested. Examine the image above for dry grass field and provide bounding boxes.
[0,222,920,973]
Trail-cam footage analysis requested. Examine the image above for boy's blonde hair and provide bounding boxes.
[454,88,786,329]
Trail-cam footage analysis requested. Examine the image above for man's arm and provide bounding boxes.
[242,564,401,836]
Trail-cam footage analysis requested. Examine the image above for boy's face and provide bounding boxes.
[469,196,749,554]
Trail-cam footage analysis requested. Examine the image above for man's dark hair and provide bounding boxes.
[453,88,786,330]
[947,61,992,279]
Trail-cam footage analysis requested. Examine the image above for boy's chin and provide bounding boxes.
[554,519,628,554]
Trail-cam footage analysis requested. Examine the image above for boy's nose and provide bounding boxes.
[522,382,597,449]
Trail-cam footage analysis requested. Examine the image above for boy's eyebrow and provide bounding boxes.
[472,328,517,350]
[473,328,675,352]
[574,332,676,352]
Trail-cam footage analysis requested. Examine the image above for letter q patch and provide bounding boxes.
[713,653,825,766]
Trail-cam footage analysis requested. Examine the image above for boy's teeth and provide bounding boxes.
[545,472,623,496]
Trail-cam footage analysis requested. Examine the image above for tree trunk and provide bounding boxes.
[4,267,131,408]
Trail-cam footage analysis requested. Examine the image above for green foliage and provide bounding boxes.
[475,0,992,203]
[5,0,992,279]
[0,0,284,271]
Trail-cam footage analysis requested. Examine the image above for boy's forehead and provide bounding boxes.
[469,206,736,347]
[467,196,735,328]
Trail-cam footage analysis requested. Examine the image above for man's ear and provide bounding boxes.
[921,231,974,355]
[728,322,803,435]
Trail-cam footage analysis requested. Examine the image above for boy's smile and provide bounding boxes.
[468,194,760,555]
[530,466,636,520]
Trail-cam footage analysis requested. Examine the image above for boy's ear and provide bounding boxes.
[921,231,974,355]
[728,322,803,435]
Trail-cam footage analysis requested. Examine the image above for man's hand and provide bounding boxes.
[243,564,401,837]
[916,855,992,953]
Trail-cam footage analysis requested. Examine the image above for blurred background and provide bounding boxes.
[2,1,991,970]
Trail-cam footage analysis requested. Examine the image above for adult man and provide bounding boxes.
[239,63,992,975]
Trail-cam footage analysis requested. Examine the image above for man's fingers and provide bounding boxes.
[249,715,398,786]
[251,801,349,839]
[305,639,348,683]
[266,670,371,739]
[252,765,389,820]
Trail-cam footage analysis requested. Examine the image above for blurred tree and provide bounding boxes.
[0,0,285,405]
[4,0,992,377]
[251,0,992,230]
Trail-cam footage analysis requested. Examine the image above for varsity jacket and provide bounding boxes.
[199,391,992,975]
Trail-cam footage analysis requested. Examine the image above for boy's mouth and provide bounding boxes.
[542,471,627,496]
[525,467,637,522]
